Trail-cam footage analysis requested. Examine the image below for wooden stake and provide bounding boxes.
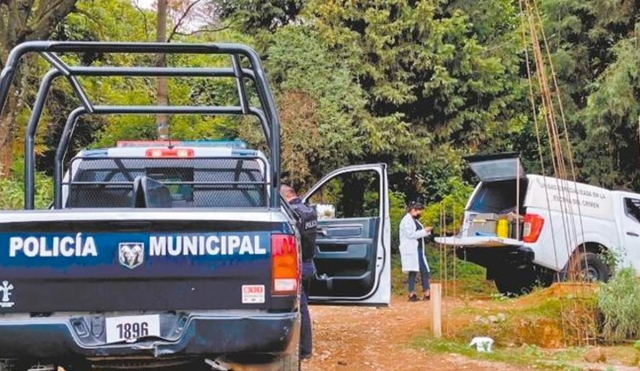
[443,205,448,299]
[452,204,457,300]
[431,283,442,338]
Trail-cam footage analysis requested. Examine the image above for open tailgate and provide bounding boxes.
[435,236,523,248]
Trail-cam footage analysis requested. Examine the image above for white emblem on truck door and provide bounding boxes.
[0,281,15,308]
[118,243,144,269]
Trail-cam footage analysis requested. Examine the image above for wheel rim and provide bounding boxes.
[585,265,599,281]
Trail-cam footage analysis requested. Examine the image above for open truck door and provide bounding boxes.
[302,164,390,306]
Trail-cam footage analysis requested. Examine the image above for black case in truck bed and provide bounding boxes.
[0,42,391,371]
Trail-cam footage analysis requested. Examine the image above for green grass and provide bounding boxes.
[407,283,640,370]
[390,244,496,297]
[414,336,640,370]
[394,252,640,369]
[391,251,640,369]
[412,336,596,371]
[598,267,640,343]
[447,286,600,348]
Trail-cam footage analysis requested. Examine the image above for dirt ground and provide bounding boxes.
[302,296,534,371]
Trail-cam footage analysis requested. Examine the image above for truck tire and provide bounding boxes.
[494,265,536,297]
[572,252,610,283]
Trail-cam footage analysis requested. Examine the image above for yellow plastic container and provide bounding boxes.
[496,219,509,238]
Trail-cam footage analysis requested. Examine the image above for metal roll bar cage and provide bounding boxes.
[0,41,281,210]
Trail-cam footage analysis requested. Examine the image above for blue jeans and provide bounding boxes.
[300,261,314,357]
[408,246,430,293]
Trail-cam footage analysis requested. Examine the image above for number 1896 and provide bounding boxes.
[116,322,150,340]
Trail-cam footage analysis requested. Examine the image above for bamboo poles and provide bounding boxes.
[519,0,597,347]
[436,201,459,338]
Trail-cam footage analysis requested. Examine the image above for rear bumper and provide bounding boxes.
[456,245,535,268]
[0,311,299,360]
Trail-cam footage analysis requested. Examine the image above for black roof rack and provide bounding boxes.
[0,41,281,210]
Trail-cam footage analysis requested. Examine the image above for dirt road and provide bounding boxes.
[302,296,531,371]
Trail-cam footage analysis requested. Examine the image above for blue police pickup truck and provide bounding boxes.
[0,42,390,371]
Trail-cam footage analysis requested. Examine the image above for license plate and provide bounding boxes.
[105,315,161,343]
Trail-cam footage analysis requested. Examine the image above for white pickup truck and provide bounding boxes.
[436,153,640,296]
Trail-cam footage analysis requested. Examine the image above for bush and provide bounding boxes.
[421,177,473,235]
[598,267,640,343]
[0,160,53,210]
[389,190,407,253]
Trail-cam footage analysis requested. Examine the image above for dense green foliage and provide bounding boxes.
[3,0,640,222]
[0,160,53,210]
[598,267,640,343]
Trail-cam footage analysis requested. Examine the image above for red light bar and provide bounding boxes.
[145,148,194,158]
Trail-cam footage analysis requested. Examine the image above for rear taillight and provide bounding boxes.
[271,234,300,295]
[522,213,544,243]
[145,148,194,158]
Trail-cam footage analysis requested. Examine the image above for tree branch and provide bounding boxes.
[173,25,232,37]
[17,0,36,31]
[20,0,37,35]
[26,0,78,41]
[33,0,65,22]
[166,0,202,43]
[73,7,105,39]
[7,2,20,44]
[133,0,150,41]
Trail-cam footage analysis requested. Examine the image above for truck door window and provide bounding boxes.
[624,198,640,223]
[308,171,380,219]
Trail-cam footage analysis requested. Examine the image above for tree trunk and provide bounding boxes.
[0,84,21,177]
[156,0,169,140]
[0,0,79,178]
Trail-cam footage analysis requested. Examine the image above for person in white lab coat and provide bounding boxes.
[399,201,433,301]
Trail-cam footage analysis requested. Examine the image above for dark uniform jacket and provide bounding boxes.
[289,197,318,263]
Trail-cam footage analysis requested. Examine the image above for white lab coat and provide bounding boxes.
[398,213,430,273]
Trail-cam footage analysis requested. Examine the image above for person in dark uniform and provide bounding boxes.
[280,184,318,360]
